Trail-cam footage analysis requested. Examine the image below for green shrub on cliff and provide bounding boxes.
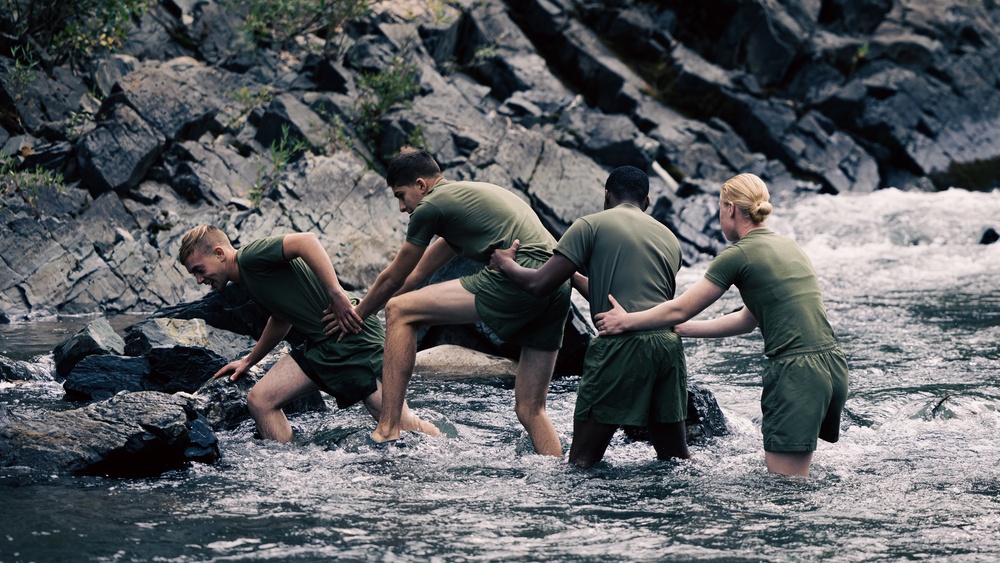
[240,0,371,53]
[0,153,65,217]
[0,0,154,65]
[354,58,420,146]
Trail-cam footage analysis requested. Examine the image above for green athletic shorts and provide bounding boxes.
[575,329,687,426]
[460,256,571,351]
[761,344,849,452]
[291,315,383,409]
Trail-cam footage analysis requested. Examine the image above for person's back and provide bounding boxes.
[705,229,835,357]
[237,236,352,343]
[407,180,556,263]
[556,204,681,320]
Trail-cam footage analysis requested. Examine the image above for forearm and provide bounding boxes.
[498,261,557,297]
[674,307,757,338]
[357,270,404,320]
[244,318,292,366]
[396,239,454,296]
[571,272,589,300]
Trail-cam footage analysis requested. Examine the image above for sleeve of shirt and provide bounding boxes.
[553,218,593,272]
[704,245,747,290]
[236,235,286,276]
[405,202,442,248]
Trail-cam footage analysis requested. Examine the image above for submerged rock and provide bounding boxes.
[624,384,729,446]
[0,391,219,477]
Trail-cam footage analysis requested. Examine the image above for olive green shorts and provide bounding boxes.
[459,256,571,351]
[761,345,849,452]
[292,315,384,409]
[575,329,687,426]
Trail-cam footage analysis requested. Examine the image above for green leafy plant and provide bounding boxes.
[472,44,500,66]
[0,45,38,131]
[0,0,154,66]
[353,58,420,146]
[239,0,371,54]
[225,85,273,129]
[0,152,65,216]
[248,124,309,207]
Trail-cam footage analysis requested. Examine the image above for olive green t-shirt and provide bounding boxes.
[406,180,556,263]
[554,203,681,321]
[704,229,835,357]
[236,235,383,350]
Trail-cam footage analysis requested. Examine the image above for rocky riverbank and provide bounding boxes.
[2,0,998,322]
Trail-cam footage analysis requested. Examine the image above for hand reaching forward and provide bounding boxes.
[489,239,520,271]
[594,294,630,336]
[214,358,252,383]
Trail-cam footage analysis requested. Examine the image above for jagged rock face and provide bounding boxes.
[0,0,997,323]
[0,392,219,477]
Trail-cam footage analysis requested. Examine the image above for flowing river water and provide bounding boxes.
[1,187,998,562]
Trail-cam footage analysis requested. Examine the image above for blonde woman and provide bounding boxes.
[595,173,848,476]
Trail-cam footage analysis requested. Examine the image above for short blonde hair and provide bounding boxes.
[721,173,773,224]
[178,225,231,264]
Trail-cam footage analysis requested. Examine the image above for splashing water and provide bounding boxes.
[1,188,999,561]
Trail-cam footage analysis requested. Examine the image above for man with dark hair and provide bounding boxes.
[326,147,571,455]
[489,165,689,467]
[178,225,440,442]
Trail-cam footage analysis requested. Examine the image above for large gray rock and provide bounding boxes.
[52,317,126,378]
[0,391,219,477]
[76,103,166,195]
[124,317,256,359]
[413,345,519,380]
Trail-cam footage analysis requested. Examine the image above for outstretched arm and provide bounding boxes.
[674,305,758,338]
[281,232,363,335]
[595,276,727,335]
[323,241,427,337]
[489,239,578,297]
[396,237,456,296]
[213,316,292,382]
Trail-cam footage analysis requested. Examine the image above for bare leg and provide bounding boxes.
[514,346,562,457]
[247,354,322,442]
[765,451,813,476]
[362,379,442,436]
[568,415,617,467]
[648,420,690,461]
[371,279,480,443]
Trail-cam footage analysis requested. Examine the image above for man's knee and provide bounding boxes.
[514,398,545,424]
[247,385,278,415]
[385,295,416,326]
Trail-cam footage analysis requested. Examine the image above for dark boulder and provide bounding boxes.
[623,384,729,445]
[981,228,999,245]
[0,391,219,477]
[63,355,149,401]
[76,103,166,195]
[52,317,126,379]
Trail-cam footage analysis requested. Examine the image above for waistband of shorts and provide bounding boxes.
[595,327,676,340]
[771,342,839,359]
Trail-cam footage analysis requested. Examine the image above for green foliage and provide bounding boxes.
[0,0,154,65]
[225,85,273,129]
[0,152,66,216]
[472,44,500,66]
[248,125,309,207]
[0,45,38,130]
[239,0,371,53]
[353,59,420,145]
